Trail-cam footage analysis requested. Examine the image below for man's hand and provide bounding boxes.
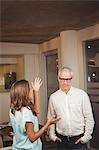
[56,137,62,142]
[75,138,85,144]
[31,77,42,92]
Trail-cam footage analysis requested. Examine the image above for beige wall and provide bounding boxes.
[0,93,10,123]
[0,43,39,123]
[0,42,39,55]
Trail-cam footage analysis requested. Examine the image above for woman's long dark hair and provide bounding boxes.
[10,80,34,115]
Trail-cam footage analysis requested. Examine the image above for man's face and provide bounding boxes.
[58,70,72,92]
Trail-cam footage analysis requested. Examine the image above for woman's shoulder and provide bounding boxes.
[22,106,32,114]
[22,107,37,117]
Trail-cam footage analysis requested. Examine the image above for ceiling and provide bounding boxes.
[1,1,99,44]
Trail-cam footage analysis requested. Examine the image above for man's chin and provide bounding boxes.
[62,87,70,92]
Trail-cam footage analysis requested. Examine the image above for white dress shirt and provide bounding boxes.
[47,86,94,143]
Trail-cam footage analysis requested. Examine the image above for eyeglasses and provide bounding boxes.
[59,77,72,81]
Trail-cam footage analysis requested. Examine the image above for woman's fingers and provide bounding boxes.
[31,77,43,91]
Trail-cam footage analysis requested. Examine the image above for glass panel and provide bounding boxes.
[85,39,99,149]
[85,39,99,83]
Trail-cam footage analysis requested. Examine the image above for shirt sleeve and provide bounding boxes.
[47,95,57,141]
[22,107,35,132]
[81,91,95,143]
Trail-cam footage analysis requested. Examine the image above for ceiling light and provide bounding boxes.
[87,45,91,49]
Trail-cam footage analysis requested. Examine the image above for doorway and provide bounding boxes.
[84,39,99,149]
[44,50,59,107]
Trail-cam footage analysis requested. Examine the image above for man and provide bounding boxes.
[47,67,94,150]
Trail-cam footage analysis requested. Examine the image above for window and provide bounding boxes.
[85,39,99,83]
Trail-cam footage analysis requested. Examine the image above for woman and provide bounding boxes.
[9,78,60,150]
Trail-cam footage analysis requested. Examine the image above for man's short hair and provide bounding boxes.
[58,66,73,78]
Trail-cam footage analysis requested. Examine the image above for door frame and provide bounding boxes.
[42,49,58,123]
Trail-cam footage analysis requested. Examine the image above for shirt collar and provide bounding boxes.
[59,86,73,94]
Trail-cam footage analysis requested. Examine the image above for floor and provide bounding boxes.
[1,142,99,150]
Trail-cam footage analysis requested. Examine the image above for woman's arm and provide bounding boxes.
[25,117,61,142]
[33,91,40,114]
[31,77,42,114]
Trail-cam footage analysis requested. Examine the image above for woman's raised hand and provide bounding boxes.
[31,77,42,92]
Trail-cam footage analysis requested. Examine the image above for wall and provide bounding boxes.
[0,92,10,123]
[0,42,39,55]
[0,42,39,123]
